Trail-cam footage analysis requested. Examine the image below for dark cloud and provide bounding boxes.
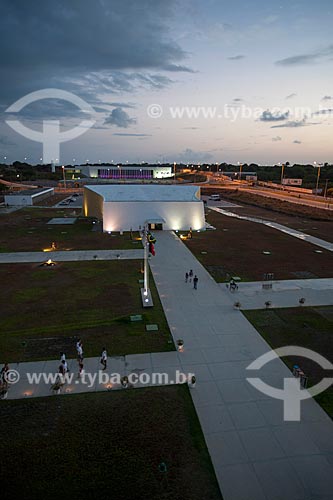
[322,96,333,101]
[227,55,245,61]
[276,44,333,66]
[293,140,302,144]
[0,0,191,105]
[109,102,136,109]
[260,110,290,122]
[271,117,319,128]
[272,136,282,142]
[312,108,333,116]
[233,98,244,102]
[113,133,151,137]
[286,93,297,100]
[177,148,213,162]
[104,108,136,128]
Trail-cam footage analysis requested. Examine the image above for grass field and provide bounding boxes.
[184,209,333,281]
[0,207,140,252]
[0,386,222,500]
[243,306,333,417]
[0,260,174,362]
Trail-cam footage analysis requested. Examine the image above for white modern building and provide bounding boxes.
[83,185,205,232]
[78,164,173,180]
[4,188,54,206]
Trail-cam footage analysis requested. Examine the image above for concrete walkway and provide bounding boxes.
[0,249,143,264]
[221,278,333,310]
[210,206,333,252]
[4,352,181,400]
[149,231,333,500]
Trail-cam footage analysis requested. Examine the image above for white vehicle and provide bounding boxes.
[209,194,220,200]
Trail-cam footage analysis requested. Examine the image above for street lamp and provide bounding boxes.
[280,163,285,186]
[313,162,323,194]
[237,162,243,181]
[62,165,67,189]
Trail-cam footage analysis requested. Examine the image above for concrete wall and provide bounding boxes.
[4,188,54,206]
[101,201,205,232]
[79,165,172,179]
[83,188,104,220]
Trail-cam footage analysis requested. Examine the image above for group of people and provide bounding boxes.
[57,340,108,380]
[185,269,199,289]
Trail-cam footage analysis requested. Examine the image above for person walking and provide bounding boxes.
[77,342,83,362]
[189,269,193,283]
[75,339,82,354]
[185,271,189,283]
[100,348,107,370]
[193,275,198,290]
[60,352,66,362]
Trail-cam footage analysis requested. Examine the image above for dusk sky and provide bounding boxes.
[1,0,333,165]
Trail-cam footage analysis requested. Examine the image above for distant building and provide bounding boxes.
[78,164,173,180]
[282,178,302,186]
[4,188,54,206]
[83,185,205,232]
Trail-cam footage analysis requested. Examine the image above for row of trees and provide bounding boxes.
[1,161,333,190]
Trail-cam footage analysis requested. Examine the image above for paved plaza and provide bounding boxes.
[221,278,333,310]
[2,230,333,499]
[149,231,333,500]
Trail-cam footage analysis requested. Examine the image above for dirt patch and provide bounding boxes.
[185,209,333,281]
[214,200,333,244]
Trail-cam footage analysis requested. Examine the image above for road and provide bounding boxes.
[200,181,333,211]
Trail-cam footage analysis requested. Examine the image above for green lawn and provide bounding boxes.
[0,207,140,251]
[0,386,222,500]
[243,306,333,417]
[0,260,174,362]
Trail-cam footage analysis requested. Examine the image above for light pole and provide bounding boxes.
[324,179,329,198]
[173,161,176,183]
[238,162,243,181]
[62,165,67,189]
[313,162,323,194]
[280,163,285,187]
[141,222,153,307]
